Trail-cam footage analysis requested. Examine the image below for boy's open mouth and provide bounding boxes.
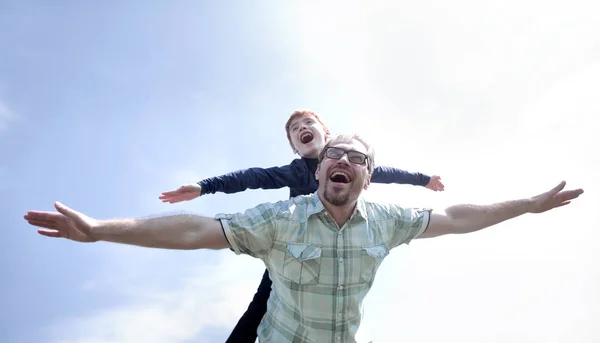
[300,132,314,144]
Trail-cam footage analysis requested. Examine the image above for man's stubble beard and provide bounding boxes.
[323,179,363,206]
[324,187,350,206]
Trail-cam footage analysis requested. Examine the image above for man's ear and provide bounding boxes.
[363,174,371,190]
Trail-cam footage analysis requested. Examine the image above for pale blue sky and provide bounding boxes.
[1,1,599,342]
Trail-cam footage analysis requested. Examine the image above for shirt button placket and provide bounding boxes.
[336,229,344,341]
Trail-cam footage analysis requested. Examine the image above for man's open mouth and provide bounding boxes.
[329,171,352,184]
[300,132,314,144]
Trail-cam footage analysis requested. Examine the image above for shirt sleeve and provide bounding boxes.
[215,201,285,260]
[387,206,432,248]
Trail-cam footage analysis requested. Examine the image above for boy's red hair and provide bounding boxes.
[285,110,330,152]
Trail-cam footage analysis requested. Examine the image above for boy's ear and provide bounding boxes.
[315,164,320,180]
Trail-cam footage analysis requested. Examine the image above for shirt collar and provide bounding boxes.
[307,192,369,220]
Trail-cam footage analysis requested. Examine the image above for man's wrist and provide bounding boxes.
[89,219,131,243]
[88,221,105,242]
[523,197,537,214]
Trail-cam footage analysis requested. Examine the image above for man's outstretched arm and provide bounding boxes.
[419,181,583,238]
[24,202,230,250]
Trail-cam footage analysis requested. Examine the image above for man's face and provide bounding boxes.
[316,140,371,207]
[288,115,327,159]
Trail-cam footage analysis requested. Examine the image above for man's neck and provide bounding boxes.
[317,192,357,227]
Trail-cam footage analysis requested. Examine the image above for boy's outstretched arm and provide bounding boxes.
[159,160,309,203]
[371,166,445,192]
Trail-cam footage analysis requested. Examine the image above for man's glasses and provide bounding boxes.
[323,147,368,165]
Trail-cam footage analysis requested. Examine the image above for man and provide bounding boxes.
[159,109,445,342]
[24,134,583,343]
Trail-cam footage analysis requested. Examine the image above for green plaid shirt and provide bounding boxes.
[217,193,431,343]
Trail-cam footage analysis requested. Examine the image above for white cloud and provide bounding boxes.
[0,100,14,131]
[48,252,265,343]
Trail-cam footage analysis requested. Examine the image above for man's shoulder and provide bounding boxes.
[359,198,429,220]
[359,197,397,212]
[269,193,322,221]
[249,194,310,210]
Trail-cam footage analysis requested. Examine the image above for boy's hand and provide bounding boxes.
[425,175,445,192]
[159,184,202,203]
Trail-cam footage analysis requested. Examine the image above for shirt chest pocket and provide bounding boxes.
[282,243,322,285]
[359,244,389,284]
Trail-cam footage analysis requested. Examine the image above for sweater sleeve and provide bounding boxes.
[370,165,431,187]
[198,159,309,195]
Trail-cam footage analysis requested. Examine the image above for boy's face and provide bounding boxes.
[288,115,327,159]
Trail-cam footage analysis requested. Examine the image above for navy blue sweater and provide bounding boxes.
[198,157,431,198]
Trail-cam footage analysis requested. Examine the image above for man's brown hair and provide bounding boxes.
[318,134,375,174]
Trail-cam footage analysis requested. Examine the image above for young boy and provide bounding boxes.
[159,110,445,342]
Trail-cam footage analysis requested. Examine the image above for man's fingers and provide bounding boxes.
[26,219,56,229]
[54,202,82,220]
[549,181,567,195]
[556,189,584,202]
[37,230,63,238]
[24,210,61,221]
[556,201,571,208]
[24,211,62,231]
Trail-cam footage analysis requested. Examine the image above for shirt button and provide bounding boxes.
[338,312,342,317]
[338,285,343,290]
[338,258,343,263]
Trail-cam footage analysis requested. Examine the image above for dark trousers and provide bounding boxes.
[225,269,272,343]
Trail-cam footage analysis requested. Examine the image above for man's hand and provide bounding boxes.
[159,184,202,203]
[24,202,98,242]
[529,181,584,213]
[425,175,445,192]
[420,180,583,238]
